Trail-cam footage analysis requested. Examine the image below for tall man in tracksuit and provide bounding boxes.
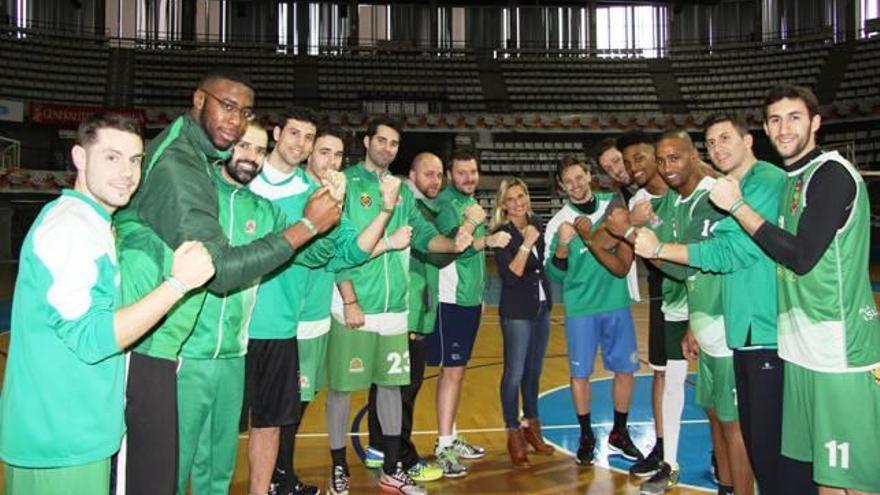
[364,152,450,483]
[176,122,282,495]
[245,108,392,495]
[328,117,471,495]
[113,69,342,495]
[0,113,214,495]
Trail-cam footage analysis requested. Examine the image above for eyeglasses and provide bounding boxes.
[235,141,268,158]
[199,87,256,121]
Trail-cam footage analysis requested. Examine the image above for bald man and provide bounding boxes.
[364,153,448,482]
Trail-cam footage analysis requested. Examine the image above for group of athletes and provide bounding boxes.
[0,65,876,495]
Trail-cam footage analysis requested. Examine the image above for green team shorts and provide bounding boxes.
[297,318,331,402]
[781,361,880,493]
[327,317,411,392]
[664,319,688,360]
[695,351,738,423]
[5,458,110,495]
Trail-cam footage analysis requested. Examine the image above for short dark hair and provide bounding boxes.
[556,155,592,183]
[592,138,618,164]
[77,112,141,147]
[365,116,402,139]
[198,67,254,92]
[763,85,820,121]
[703,113,749,136]
[315,125,348,143]
[616,130,654,153]
[448,149,479,172]
[279,106,319,130]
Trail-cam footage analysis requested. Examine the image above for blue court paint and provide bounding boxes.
[538,373,716,492]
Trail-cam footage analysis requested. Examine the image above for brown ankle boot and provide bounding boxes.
[522,418,555,455]
[507,428,531,467]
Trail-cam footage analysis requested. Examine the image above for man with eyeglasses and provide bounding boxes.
[113,68,343,495]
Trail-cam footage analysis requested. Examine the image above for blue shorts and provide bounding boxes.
[565,307,640,378]
[426,303,481,367]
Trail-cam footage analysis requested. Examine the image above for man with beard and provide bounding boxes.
[176,122,281,495]
[544,158,641,467]
[112,69,341,495]
[625,113,816,495]
[0,113,214,495]
[606,131,683,480]
[364,153,448,483]
[711,85,879,494]
[427,150,511,478]
[328,118,471,495]
[632,131,754,494]
[245,110,392,495]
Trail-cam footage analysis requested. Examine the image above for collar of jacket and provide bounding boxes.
[182,113,232,165]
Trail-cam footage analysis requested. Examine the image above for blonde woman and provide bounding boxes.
[491,178,554,467]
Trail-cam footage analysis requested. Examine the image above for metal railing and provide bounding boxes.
[0,137,21,169]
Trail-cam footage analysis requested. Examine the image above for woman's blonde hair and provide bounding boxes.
[491,177,533,231]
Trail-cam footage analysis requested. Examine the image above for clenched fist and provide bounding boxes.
[463,203,487,226]
[573,216,594,242]
[633,227,660,258]
[386,225,412,250]
[454,229,474,252]
[486,231,512,249]
[710,175,742,212]
[302,187,342,234]
[171,241,215,290]
[379,174,402,211]
[521,224,540,248]
[629,200,656,227]
[322,170,347,204]
[558,222,577,245]
[605,207,632,238]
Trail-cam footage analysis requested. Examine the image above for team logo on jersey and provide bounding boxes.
[360,193,372,208]
[349,357,364,373]
[245,219,256,234]
[299,374,311,390]
[790,178,803,214]
[859,305,878,321]
[872,367,880,385]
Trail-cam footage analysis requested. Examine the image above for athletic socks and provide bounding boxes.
[383,435,402,475]
[717,484,734,494]
[330,447,348,472]
[613,410,628,432]
[662,359,688,465]
[577,413,593,439]
[437,434,454,450]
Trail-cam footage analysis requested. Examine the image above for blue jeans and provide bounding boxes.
[499,302,551,429]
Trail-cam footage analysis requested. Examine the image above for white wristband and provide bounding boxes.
[165,275,189,295]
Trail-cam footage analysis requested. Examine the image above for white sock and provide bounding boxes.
[437,434,454,451]
[662,359,688,466]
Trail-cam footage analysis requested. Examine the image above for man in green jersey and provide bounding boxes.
[364,153,448,483]
[634,131,754,495]
[711,85,879,494]
[627,113,815,495]
[545,158,641,467]
[176,122,280,495]
[329,117,470,495]
[0,113,214,495]
[114,69,342,495]
[245,108,393,495]
[426,149,512,477]
[611,132,684,479]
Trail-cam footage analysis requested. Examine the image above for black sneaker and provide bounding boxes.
[607,428,645,461]
[328,465,349,495]
[639,462,679,494]
[290,479,321,495]
[629,443,662,478]
[575,435,596,465]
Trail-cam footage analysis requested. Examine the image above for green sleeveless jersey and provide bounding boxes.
[633,188,688,321]
[671,178,730,357]
[776,151,880,371]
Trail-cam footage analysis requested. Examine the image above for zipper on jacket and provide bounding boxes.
[213,188,237,359]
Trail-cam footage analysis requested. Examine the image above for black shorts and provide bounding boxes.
[646,267,667,369]
[426,303,482,367]
[245,337,300,428]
